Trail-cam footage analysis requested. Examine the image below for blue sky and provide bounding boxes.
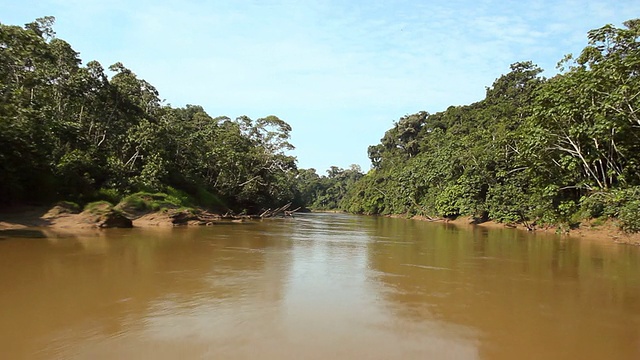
[2,0,639,173]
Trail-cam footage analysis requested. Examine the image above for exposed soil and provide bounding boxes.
[2,205,639,245]
[0,204,247,238]
[409,215,640,245]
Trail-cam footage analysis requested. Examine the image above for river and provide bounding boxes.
[1,213,639,359]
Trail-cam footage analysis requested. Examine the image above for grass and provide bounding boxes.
[83,200,115,215]
[55,201,81,213]
[83,186,225,218]
[115,190,197,216]
[590,217,606,228]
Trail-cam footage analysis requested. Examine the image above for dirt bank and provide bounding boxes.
[0,204,231,237]
[3,206,639,245]
[409,215,640,245]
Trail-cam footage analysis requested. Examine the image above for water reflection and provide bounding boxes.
[0,214,639,359]
[366,216,640,360]
[0,225,294,359]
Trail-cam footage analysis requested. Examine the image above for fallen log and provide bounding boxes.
[284,207,301,217]
[261,203,293,218]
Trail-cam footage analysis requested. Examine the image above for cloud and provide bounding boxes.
[3,0,640,171]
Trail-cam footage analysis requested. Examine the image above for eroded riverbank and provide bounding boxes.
[0,204,244,239]
[3,206,640,246]
[397,214,640,246]
[1,213,639,359]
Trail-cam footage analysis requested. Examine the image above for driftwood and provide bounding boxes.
[260,203,301,218]
[284,207,301,217]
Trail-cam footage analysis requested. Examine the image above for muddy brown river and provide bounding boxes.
[1,213,639,359]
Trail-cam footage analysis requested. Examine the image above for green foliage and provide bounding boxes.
[0,18,301,213]
[92,188,123,205]
[120,194,149,211]
[434,185,465,218]
[117,191,193,214]
[618,200,640,233]
[342,19,640,233]
[193,187,226,210]
[3,16,640,229]
[84,201,114,215]
[165,187,194,207]
[580,187,640,233]
[296,165,364,210]
[55,201,80,213]
[344,61,546,221]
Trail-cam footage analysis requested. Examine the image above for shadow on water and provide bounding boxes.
[0,224,295,359]
[0,229,47,239]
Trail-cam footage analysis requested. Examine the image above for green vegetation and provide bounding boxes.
[115,190,197,215]
[341,19,640,233]
[83,201,117,215]
[0,17,300,213]
[55,201,80,213]
[293,165,363,211]
[2,17,639,233]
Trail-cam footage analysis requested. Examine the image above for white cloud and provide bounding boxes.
[3,0,640,171]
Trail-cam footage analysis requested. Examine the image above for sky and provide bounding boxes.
[2,0,639,173]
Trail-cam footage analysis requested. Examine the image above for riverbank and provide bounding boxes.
[408,215,640,245]
[3,205,639,245]
[0,203,241,238]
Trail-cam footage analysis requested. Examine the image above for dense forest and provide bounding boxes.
[0,17,315,213]
[2,17,639,232]
[341,19,640,232]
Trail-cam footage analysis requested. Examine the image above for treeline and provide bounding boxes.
[342,20,640,232]
[296,165,363,210]
[0,17,308,212]
[4,17,640,229]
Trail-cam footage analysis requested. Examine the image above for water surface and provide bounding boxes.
[1,213,639,359]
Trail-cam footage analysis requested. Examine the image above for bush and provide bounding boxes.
[579,192,609,218]
[166,187,194,207]
[618,200,640,233]
[94,188,123,205]
[579,187,640,233]
[194,186,226,209]
[119,194,149,211]
[116,189,200,215]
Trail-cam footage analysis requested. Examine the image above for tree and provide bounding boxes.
[531,19,640,190]
[0,18,303,211]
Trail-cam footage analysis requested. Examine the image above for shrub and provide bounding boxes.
[579,187,640,233]
[194,186,226,209]
[166,187,194,207]
[120,194,149,211]
[618,200,640,233]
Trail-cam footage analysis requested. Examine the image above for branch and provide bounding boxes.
[124,150,140,167]
[238,175,261,187]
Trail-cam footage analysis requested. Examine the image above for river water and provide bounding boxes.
[1,213,639,359]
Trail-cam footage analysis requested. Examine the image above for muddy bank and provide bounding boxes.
[0,204,246,238]
[4,205,638,245]
[408,214,640,245]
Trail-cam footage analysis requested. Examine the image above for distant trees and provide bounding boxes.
[293,165,364,210]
